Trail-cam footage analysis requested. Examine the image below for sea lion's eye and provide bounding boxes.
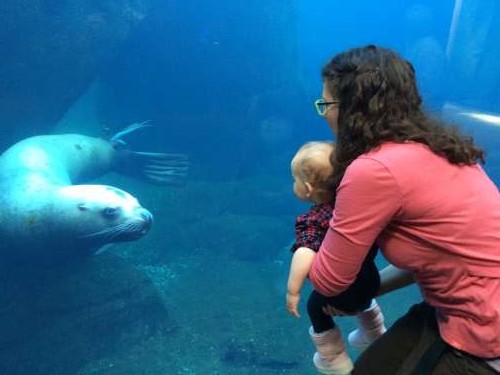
[102,207,118,218]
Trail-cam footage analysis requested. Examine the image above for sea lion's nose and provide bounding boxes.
[139,209,154,227]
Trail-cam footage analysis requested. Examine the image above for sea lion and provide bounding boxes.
[0,122,188,262]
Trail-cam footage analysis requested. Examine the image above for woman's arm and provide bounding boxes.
[376,265,415,296]
[309,157,404,296]
[322,264,416,317]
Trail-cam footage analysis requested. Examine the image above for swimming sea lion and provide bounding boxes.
[0,122,188,262]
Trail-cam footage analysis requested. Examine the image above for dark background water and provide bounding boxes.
[0,1,499,374]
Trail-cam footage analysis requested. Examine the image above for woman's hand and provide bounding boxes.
[322,304,353,317]
[286,292,301,318]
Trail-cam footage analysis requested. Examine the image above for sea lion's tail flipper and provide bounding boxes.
[129,151,189,185]
[111,122,189,186]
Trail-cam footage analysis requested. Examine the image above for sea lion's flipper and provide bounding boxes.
[129,151,189,185]
[111,122,189,185]
[110,121,152,144]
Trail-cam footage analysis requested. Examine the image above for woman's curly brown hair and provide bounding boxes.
[322,45,485,189]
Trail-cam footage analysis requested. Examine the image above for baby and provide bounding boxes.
[286,141,386,375]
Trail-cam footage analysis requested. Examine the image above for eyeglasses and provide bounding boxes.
[314,98,340,116]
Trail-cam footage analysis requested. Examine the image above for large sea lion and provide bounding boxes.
[0,122,188,262]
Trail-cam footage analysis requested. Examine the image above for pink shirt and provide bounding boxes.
[309,142,500,358]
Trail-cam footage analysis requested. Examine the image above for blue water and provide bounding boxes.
[1,1,499,374]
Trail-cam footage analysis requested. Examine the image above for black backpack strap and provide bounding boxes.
[410,337,449,375]
[396,303,449,375]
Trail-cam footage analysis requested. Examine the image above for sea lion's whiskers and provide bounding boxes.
[80,221,143,240]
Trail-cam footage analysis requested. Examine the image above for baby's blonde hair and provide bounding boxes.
[291,141,336,203]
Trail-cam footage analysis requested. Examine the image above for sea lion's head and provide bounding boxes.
[57,184,153,252]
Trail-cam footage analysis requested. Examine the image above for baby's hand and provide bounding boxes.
[286,292,301,318]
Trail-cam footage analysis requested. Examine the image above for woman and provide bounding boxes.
[309,45,500,374]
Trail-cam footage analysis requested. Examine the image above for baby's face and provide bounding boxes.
[291,161,310,202]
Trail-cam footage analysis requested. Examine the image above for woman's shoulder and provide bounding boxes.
[363,141,431,160]
[344,142,440,190]
[358,142,440,172]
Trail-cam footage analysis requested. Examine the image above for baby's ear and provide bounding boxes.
[304,181,314,197]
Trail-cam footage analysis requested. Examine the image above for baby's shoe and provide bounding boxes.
[348,299,386,351]
[309,326,353,375]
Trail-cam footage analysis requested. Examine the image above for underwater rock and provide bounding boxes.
[0,252,176,374]
[0,0,153,148]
